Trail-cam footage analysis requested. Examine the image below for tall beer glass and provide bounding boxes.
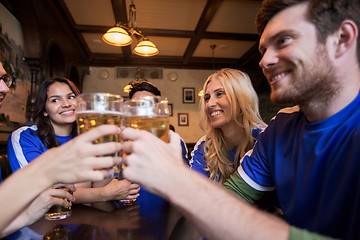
[120,96,170,205]
[123,96,170,142]
[75,93,123,173]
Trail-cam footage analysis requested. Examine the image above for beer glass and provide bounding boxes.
[45,187,72,220]
[120,96,170,206]
[123,96,170,142]
[75,93,123,172]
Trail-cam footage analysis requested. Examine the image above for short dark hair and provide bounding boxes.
[255,0,360,65]
[129,80,161,99]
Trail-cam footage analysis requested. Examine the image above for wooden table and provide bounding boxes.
[6,190,186,240]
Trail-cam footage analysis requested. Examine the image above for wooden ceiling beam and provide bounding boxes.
[183,0,223,65]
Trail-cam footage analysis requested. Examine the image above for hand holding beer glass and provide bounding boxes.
[44,186,73,220]
[119,96,170,206]
[75,93,123,175]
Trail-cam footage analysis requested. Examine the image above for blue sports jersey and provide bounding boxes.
[180,137,189,166]
[7,125,72,172]
[190,128,263,181]
[240,93,360,239]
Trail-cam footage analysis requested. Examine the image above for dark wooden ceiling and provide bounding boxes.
[1,0,264,71]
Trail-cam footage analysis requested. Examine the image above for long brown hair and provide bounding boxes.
[199,69,266,183]
[33,77,80,148]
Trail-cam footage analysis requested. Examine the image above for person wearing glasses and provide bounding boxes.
[0,62,122,237]
[0,70,11,109]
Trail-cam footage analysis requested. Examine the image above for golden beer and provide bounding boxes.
[77,111,124,151]
[45,187,71,220]
[124,116,169,142]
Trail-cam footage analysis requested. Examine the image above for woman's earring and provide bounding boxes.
[44,112,48,117]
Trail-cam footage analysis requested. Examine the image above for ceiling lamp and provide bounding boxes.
[102,0,159,57]
[133,38,159,57]
[102,25,132,47]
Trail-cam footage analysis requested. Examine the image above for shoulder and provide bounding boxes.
[9,125,38,142]
[193,136,206,150]
[277,105,300,114]
[190,136,207,163]
[266,105,303,129]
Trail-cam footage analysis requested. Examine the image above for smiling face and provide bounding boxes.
[204,78,233,130]
[0,63,10,108]
[44,81,77,135]
[258,2,338,105]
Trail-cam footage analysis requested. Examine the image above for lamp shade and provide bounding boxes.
[123,84,132,93]
[102,27,133,46]
[133,39,159,57]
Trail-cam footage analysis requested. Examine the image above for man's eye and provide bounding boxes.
[279,37,291,46]
[69,95,76,99]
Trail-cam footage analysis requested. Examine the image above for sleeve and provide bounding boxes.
[241,126,276,190]
[223,170,265,203]
[7,129,44,172]
[189,136,209,177]
[180,138,189,166]
[289,226,340,240]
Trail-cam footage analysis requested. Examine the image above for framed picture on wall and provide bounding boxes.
[168,103,173,116]
[183,88,195,103]
[178,113,189,126]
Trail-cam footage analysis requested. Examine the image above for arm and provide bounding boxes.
[121,128,290,240]
[0,125,122,234]
[0,184,75,237]
[224,170,265,203]
[73,178,140,204]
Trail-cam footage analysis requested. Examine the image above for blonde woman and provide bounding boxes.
[190,68,266,183]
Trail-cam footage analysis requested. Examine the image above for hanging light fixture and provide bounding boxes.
[198,45,217,97]
[123,67,143,93]
[102,0,159,57]
[133,38,159,56]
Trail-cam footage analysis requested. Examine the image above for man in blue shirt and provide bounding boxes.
[119,0,360,239]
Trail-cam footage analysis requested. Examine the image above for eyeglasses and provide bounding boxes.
[0,74,13,88]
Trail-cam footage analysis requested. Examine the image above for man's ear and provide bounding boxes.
[334,20,358,58]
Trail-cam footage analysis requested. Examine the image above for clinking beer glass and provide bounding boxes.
[75,93,123,174]
[121,96,170,205]
[123,96,170,141]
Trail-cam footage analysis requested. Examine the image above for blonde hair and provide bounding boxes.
[199,68,265,183]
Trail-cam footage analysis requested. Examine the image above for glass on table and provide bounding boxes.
[45,187,72,220]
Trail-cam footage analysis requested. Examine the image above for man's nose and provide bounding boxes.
[0,80,10,94]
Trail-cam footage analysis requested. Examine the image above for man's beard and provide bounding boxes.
[270,45,339,105]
